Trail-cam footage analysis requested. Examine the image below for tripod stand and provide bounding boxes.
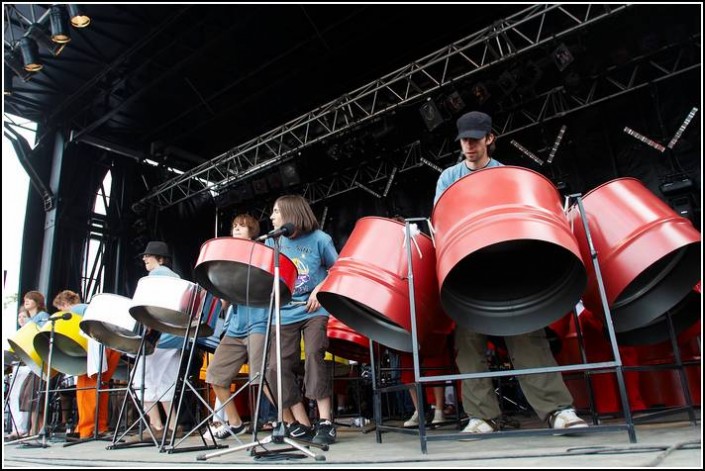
[19,313,68,448]
[198,237,327,462]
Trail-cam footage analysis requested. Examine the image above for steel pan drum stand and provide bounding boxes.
[63,344,114,447]
[198,237,328,462]
[160,288,228,454]
[107,332,162,449]
[3,360,24,443]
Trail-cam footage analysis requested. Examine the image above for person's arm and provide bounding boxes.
[306,236,338,313]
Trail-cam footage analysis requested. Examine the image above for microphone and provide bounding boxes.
[50,312,72,321]
[256,223,295,242]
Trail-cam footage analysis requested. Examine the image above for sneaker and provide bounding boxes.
[312,420,336,445]
[432,409,445,425]
[549,408,588,430]
[460,417,497,436]
[213,422,246,439]
[403,410,420,428]
[288,421,315,441]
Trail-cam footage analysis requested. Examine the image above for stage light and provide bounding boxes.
[28,24,66,57]
[4,50,32,82]
[68,4,91,28]
[553,43,574,71]
[49,5,71,44]
[18,37,42,72]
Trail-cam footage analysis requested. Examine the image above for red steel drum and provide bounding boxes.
[432,166,587,336]
[318,217,453,353]
[569,178,700,333]
[195,237,297,307]
[616,282,701,346]
[326,315,370,363]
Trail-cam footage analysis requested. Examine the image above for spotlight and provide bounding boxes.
[49,5,71,44]
[67,4,91,28]
[471,82,491,105]
[18,37,43,72]
[553,43,574,71]
[28,24,66,57]
[419,98,444,131]
[4,51,32,81]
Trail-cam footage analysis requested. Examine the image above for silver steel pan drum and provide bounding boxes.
[129,276,211,337]
[80,294,156,355]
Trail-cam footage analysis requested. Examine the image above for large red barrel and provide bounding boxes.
[432,166,587,336]
[326,315,370,363]
[318,217,453,353]
[569,178,700,333]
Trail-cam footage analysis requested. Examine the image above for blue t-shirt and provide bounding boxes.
[30,311,50,328]
[223,304,269,338]
[266,229,338,325]
[147,265,184,349]
[68,303,88,317]
[434,157,503,205]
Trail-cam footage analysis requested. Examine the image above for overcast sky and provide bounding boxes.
[2,114,33,349]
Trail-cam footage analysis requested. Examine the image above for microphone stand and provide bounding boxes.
[198,236,327,462]
[22,315,61,448]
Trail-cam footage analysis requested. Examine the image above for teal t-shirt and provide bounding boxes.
[434,157,503,205]
[266,229,338,325]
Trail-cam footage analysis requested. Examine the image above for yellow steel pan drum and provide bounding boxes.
[33,312,88,376]
[8,322,58,379]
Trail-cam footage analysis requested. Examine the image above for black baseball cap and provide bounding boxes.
[455,111,492,141]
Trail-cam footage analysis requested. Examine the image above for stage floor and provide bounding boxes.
[4,411,702,467]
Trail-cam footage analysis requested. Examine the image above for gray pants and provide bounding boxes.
[454,326,573,422]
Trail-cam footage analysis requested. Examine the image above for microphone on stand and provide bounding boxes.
[50,312,73,321]
[256,223,295,242]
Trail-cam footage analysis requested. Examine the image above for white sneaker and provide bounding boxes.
[550,409,588,429]
[403,411,419,428]
[460,417,496,435]
[432,409,444,425]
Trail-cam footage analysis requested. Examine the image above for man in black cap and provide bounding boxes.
[433,111,588,436]
[434,111,502,204]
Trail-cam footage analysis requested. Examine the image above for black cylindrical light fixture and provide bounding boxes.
[28,24,67,57]
[18,37,43,72]
[4,67,14,95]
[49,5,71,44]
[67,4,90,28]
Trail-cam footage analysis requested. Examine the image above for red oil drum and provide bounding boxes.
[432,166,587,336]
[569,178,700,333]
[318,217,453,353]
[195,237,298,307]
[326,315,370,363]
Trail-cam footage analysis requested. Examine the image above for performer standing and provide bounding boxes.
[265,195,339,445]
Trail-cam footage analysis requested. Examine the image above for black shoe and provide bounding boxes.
[287,422,315,441]
[312,420,336,445]
[213,422,246,439]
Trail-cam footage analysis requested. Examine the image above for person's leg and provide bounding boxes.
[97,349,122,434]
[206,336,249,434]
[504,330,574,422]
[454,326,501,421]
[301,316,332,421]
[265,321,305,421]
[76,374,95,438]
